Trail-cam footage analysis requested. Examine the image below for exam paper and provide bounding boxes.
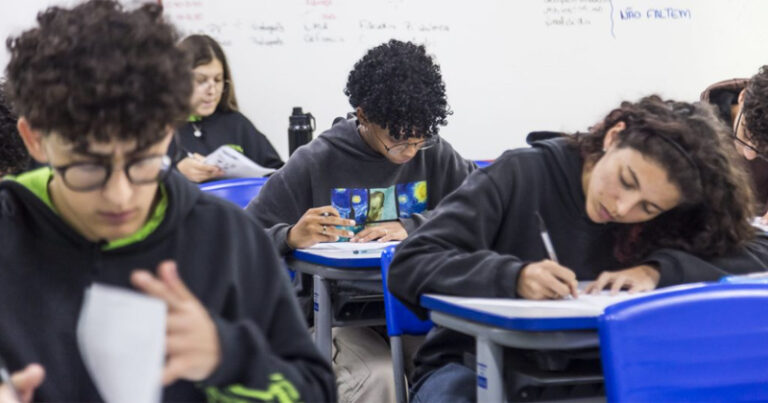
[77,283,166,403]
[297,241,400,259]
[204,145,276,178]
[304,241,400,252]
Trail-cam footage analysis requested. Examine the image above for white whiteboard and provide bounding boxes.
[3,0,768,160]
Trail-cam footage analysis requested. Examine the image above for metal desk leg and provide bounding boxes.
[314,274,332,363]
[477,336,505,402]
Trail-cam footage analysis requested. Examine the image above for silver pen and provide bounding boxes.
[536,212,559,263]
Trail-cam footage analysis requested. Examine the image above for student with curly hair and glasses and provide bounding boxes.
[0,1,334,401]
[169,34,284,183]
[389,96,768,402]
[701,66,768,220]
[246,39,476,402]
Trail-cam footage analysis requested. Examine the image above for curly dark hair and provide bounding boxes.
[743,65,768,154]
[178,34,238,112]
[4,0,192,153]
[0,81,29,175]
[574,95,755,262]
[344,39,450,140]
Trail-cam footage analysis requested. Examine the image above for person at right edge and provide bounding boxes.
[701,66,768,222]
[389,96,768,402]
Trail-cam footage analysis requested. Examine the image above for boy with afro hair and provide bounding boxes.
[0,0,334,401]
[246,39,476,402]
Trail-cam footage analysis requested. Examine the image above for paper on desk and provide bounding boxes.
[77,283,166,403]
[304,241,400,251]
[428,292,643,318]
[204,145,276,178]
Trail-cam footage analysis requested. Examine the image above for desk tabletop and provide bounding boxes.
[420,293,634,331]
[291,241,399,268]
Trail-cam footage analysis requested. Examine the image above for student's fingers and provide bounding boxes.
[306,206,341,218]
[165,334,190,356]
[545,262,579,298]
[316,223,353,240]
[583,281,598,294]
[627,280,646,294]
[130,270,182,309]
[609,275,626,295]
[192,153,206,161]
[166,314,190,333]
[156,261,195,301]
[350,226,386,242]
[589,272,612,294]
[518,262,567,300]
[540,272,572,300]
[161,357,186,386]
[7,364,45,403]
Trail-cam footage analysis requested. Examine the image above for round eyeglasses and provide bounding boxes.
[373,132,440,155]
[52,154,172,192]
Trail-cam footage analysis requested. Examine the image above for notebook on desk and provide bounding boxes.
[297,241,400,259]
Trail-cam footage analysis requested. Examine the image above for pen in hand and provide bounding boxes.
[536,212,558,263]
[0,356,21,403]
[535,212,578,299]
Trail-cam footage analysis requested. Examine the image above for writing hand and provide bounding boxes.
[131,261,220,385]
[286,206,356,249]
[0,364,45,403]
[517,260,578,300]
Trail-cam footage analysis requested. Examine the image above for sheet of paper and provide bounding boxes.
[751,216,768,232]
[77,283,166,403]
[203,145,276,178]
[298,241,400,259]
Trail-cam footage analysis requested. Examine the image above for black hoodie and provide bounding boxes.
[0,170,334,402]
[246,118,476,254]
[389,136,768,383]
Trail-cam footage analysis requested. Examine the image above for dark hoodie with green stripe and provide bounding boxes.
[0,168,335,402]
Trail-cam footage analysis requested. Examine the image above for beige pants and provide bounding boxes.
[331,327,424,403]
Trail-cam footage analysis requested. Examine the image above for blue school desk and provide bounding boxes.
[420,293,606,402]
[288,246,391,362]
[420,281,768,402]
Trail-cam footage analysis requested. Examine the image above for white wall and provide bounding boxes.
[3,0,768,160]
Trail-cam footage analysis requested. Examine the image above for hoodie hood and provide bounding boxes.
[527,134,593,224]
[0,170,200,252]
[700,78,747,125]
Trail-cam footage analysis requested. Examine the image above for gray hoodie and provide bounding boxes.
[246,118,476,254]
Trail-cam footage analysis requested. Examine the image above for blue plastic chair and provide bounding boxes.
[198,177,268,208]
[599,283,768,402]
[381,245,433,403]
[474,159,494,168]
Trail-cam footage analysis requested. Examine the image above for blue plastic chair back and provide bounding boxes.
[381,245,433,336]
[599,283,768,402]
[474,160,494,168]
[199,177,268,208]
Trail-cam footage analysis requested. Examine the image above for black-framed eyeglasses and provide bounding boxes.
[51,154,172,192]
[733,110,768,162]
[373,133,440,155]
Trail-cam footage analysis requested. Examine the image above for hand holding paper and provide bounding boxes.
[204,145,276,178]
[131,261,221,385]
